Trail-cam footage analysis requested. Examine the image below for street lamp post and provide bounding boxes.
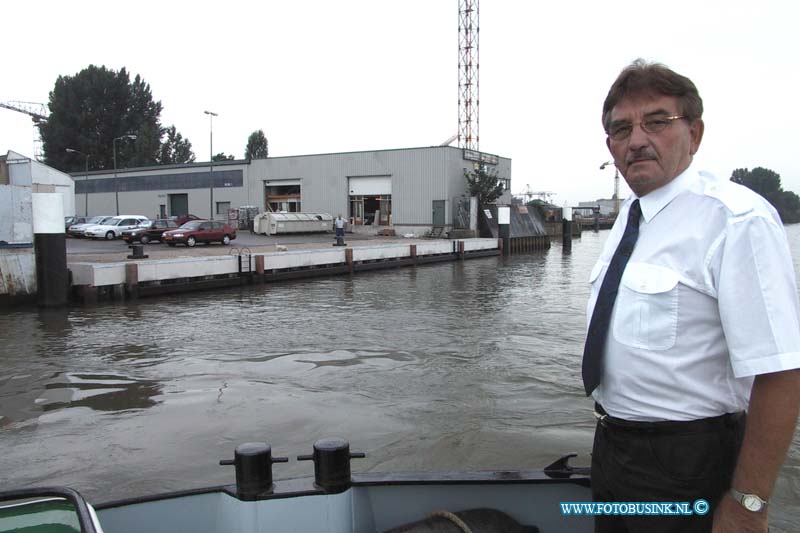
[65,148,89,216]
[599,160,620,215]
[113,134,138,215]
[204,110,218,220]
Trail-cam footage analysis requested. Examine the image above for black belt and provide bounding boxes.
[594,403,745,434]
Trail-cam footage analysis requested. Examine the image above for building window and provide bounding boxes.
[216,201,230,215]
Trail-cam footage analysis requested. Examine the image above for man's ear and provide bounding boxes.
[689,119,704,155]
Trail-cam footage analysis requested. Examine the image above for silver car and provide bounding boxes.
[84,216,150,240]
[67,216,114,238]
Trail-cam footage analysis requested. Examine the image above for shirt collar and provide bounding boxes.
[632,165,699,223]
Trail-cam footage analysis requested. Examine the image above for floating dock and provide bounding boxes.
[69,239,502,304]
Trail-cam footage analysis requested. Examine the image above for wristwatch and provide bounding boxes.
[729,488,769,512]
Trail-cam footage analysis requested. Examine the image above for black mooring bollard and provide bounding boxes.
[297,438,365,494]
[127,243,148,259]
[220,442,288,500]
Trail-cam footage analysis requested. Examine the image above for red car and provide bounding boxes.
[161,220,237,247]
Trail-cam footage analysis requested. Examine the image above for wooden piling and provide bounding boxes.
[345,248,354,273]
[125,263,139,299]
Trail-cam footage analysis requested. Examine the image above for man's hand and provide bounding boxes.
[712,369,800,532]
[712,494,767,533]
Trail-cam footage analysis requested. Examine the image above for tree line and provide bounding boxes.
[40,65,269,173]
[731,167,800,224]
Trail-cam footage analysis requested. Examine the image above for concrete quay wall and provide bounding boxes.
[70,239,501,304]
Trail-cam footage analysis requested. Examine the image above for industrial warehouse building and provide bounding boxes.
[69,146,512,233]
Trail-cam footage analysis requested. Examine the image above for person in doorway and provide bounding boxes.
[334,214,346,239]
[583,59,800,532]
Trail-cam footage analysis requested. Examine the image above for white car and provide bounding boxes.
[68,215,115,238]
[84,216,150,240]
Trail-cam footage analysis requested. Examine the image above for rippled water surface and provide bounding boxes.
[2,227,799,531]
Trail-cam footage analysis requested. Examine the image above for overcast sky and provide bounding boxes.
[2,0,798,206]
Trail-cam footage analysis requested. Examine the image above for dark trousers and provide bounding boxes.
[335,227,345,237]
[591,406,745,533]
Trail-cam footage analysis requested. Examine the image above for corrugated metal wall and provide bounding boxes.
[251,147,511,226]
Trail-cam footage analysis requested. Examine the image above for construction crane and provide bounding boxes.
[439,133,458,147]
[518,184,554,204]
[599,160,620,214]
[0,100,49,161]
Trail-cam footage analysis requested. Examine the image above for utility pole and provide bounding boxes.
[65,148,89,216]
[113,134,137,216]
[204,110,218,220]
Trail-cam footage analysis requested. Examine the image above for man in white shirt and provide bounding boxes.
[334,214,346,238]
[586,59,800,532]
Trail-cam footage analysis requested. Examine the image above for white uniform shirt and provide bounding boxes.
[589,166,800,421]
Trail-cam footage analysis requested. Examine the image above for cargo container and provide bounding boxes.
[252,212,333,235]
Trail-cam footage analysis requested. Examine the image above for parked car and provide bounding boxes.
[68,216,114,238]
[161,220,237,247]
[121,219,181,244]
[171,213,201,226]
[84,216,150,240]
[64,216,87,231]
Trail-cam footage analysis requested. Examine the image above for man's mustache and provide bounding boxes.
[626,150,657,165]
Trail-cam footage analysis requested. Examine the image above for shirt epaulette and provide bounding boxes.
[701,172,755,217]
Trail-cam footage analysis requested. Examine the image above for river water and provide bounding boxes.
[1,227,799,531]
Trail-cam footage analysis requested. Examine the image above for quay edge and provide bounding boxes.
[68,239,504,306]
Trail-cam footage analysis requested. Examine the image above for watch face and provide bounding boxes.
[743,495,763,512]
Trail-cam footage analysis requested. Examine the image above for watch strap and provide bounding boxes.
[729,488,768,512]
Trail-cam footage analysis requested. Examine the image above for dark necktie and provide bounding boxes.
[582,199,642,396]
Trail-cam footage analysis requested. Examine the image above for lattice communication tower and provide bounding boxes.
[458,0,479,151]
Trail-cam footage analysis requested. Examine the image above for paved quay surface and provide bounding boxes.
[66,231,435,264]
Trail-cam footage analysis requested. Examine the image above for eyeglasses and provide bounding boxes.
[607,115,687,141]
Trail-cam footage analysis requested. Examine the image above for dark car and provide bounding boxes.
[161,220,237,247]
[65,216,87,231]
[121,219,180,244]
[171,214,201,226]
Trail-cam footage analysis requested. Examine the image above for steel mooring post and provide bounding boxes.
[562,205,573,252]
[32,194,69,307]
[498,206,511,256]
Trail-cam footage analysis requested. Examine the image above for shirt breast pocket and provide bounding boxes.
[612,263,679,351]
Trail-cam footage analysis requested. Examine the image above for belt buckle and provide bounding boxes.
[593,410,609,426]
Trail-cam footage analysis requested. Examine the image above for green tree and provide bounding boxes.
[777,191,800,224]
[730,167,800,223]
[731,167,782,196]
[158,125,196,165]
[526,199,548,221]
[245,129,269,160]
[41,66,163,172]
[212,152,235,162]
[464,166,505,205]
